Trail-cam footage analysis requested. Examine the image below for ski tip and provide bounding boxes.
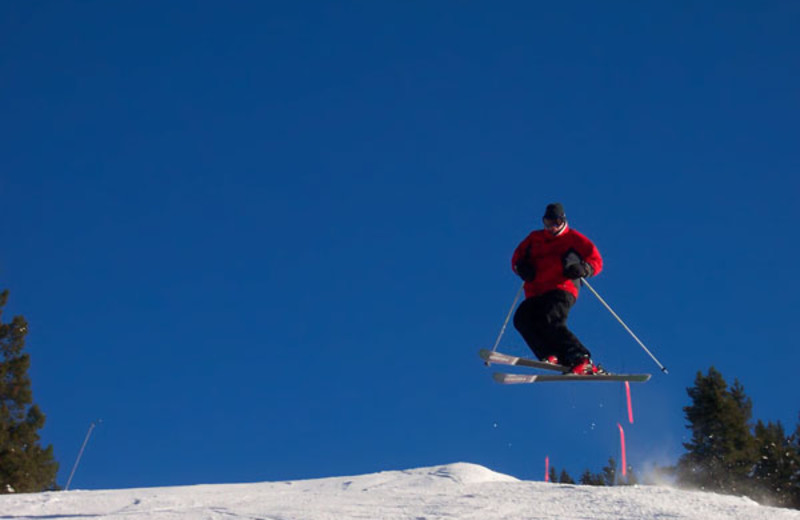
[621,374,651,382]
[492,372,516,384]
[492,372,535,384]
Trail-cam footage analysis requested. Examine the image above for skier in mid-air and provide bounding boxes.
[511,202,604,375]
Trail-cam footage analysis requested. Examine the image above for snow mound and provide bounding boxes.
[2,463,799,520]
[291,462,517,494]
[402,462,520,485]
[346,462,518,490]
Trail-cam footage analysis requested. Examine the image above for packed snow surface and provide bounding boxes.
[2,462,799,519]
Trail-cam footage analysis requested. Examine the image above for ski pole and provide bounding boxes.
[489,282,525,358]
[580,278,668,374]
[65,419,102,491]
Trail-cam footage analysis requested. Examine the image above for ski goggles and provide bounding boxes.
[543,217,565,229]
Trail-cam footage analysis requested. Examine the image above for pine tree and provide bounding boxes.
[676,367,757,496]
[601,457,617,486]
[790,417,800,509]
[624,465,639,486]
[558,469,575,484]
[0,290,59,493]
[579,469,605,486]
[751,420,798,507]
[548,465,557,483]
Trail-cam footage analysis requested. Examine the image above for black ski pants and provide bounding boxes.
[512,289,591,367]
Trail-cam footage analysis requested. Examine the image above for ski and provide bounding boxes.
[478,348,568,372]
[493,372,651,384]
[480,348,652,383]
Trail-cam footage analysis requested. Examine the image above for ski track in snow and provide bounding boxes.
[1,463,798,520]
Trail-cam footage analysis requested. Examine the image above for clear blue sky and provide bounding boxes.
[2,1,799,489]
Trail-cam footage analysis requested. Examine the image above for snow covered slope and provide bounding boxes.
[1,462,798,519]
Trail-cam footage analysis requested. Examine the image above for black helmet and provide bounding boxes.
[542,203,567,235]
[543,203,566,220]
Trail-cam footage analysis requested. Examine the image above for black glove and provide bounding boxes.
[564,262,592,280]
[515,261,536,282]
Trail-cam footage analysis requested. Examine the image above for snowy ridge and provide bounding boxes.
[1,462,798,520]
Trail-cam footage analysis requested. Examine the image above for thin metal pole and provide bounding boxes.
[489,282,525,355]
[65,420,101,491]
[581,278,668,374]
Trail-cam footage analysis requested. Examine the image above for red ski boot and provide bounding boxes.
[569,357,605,375]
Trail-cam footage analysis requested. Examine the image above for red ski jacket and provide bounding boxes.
[511,224,603,299]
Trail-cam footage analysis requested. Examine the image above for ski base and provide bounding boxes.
[493,372,651,384]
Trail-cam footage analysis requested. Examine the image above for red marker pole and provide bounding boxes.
[617,423,627,477]
[625,381,634,424]
[545,455,550,482]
